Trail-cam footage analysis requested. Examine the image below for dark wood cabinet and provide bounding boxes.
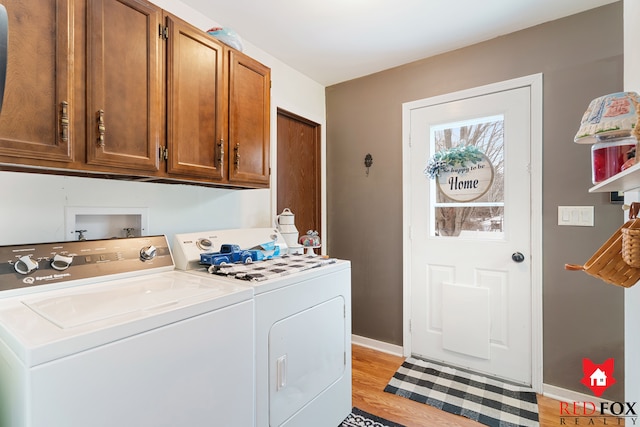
[0,0,75,165]
[166,15,271,187]
[165,14,226,181]
[0,0,271,189]
[228,50,271,187]
[86,0,163,173]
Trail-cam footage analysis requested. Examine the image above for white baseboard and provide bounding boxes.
[351,335,404,356]
[543,383,605,404]
[542,384,620,415]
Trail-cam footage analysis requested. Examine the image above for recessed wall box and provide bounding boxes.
[65,207,149,240]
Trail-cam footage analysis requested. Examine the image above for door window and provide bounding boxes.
[430,115,504,238]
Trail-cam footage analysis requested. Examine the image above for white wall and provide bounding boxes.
[624,0,640,91]
[0,0,327,247]
[624,0,640,406]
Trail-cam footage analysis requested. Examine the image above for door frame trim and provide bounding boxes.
[401,73,543,392]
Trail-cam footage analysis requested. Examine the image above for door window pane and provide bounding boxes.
[430,116,504,238]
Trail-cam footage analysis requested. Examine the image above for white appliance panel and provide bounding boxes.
[255,265,352,427]
[29,300,254,427]
[269,296,346,426]
[0,235,256,427]
[172,229,353,427]
[173,228,286,271]
[0,235,174,299]
[0,339,24,427]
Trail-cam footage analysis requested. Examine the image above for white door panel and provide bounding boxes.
[409,86,532,385]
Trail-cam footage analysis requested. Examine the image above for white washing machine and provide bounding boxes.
[0,235,255,427]
[173,228,352,427]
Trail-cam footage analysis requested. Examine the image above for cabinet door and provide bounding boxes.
[0,0,74,164]
[228,50,270,187]
[166,16,226,180]
[86,0,162,172]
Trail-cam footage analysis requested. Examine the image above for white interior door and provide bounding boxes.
[408,85,533,385]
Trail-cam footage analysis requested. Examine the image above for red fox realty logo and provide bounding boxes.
[558,358,637,425]
[580,358,616,397]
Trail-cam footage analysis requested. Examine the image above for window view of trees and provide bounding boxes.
[432,117,505,237]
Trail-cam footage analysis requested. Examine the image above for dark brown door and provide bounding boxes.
[277,109,321,241]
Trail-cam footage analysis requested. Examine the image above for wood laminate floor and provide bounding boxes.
[351,344,625,427]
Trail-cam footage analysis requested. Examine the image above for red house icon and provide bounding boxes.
[590,368,607,387]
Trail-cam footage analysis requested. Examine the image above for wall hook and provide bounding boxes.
[364,153,373,177]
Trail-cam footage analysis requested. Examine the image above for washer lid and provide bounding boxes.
[0,271,253,367]
[24,274,228,329]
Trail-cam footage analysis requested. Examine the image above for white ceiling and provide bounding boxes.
[180,0,619,86]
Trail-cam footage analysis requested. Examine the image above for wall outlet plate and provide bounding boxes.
[558,206,594,227]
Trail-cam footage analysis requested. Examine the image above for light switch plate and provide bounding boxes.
[558,206,594,226]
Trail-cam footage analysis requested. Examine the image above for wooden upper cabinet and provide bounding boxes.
[165,15,226,181]
[228,49,270,187]
[0,0,271,188]
[0,0,74,164]
[86,0,162,172]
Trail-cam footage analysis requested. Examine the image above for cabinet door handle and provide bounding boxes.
[59,101,69,143]
[218,139,224,169]
[234,143,240,171]
[97,109,105,147]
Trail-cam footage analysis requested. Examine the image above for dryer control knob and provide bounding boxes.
[196,238,212,250]
[140,245,157,261]
[14,255,38,275]
[51,254,74,271]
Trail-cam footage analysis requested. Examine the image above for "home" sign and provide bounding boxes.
[436,154,494,202]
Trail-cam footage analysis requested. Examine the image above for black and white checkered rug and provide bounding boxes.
[384,358,539,427]
[340,407,405,427]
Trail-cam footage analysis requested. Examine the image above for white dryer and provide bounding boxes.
[0,236,254,427]
[174,228,352,427]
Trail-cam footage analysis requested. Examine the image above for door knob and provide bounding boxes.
[512,252,525,263]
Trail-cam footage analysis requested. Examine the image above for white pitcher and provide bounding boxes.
[276,208,299,249]
[276,208,295,226]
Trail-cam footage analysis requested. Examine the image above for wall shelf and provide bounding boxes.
[589,161,640,193]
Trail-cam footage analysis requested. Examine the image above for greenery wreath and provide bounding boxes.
[424,145,484,179]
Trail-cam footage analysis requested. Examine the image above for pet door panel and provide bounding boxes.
[442,282,490,359]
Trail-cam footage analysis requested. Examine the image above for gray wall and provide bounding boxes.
[326,2,625,399]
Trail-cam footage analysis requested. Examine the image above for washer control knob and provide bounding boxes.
[140,245,157,261]
[14,255,39,275]
[51,254,74,271]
